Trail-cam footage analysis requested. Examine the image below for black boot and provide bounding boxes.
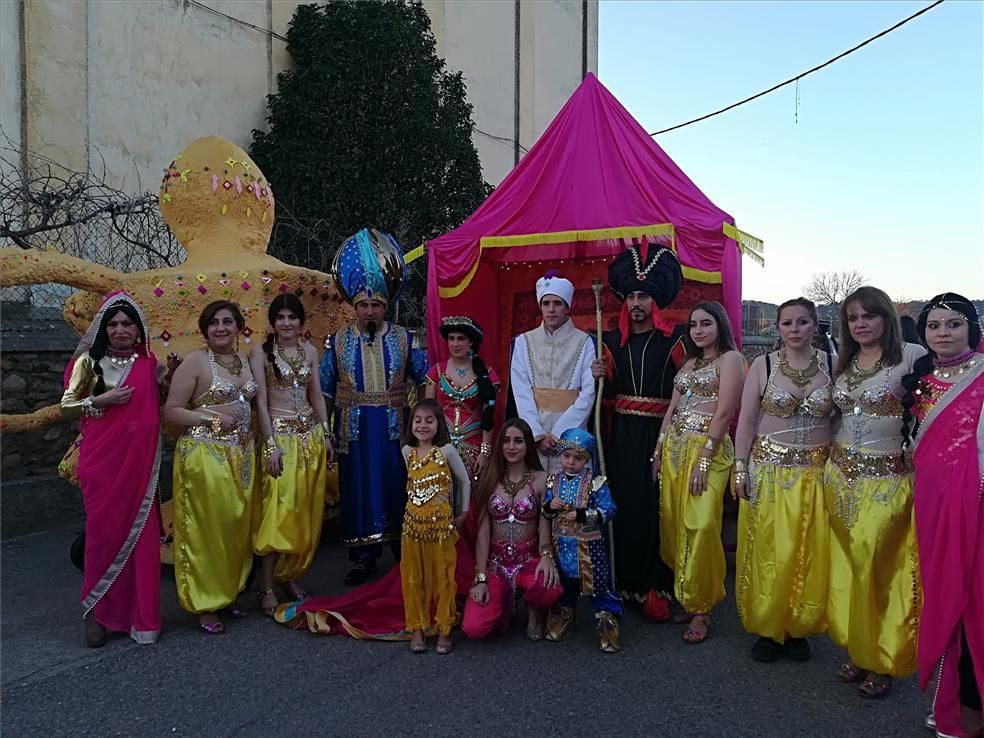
[783,637,811,661]
[750,637,782,662]
[344,559,377,586]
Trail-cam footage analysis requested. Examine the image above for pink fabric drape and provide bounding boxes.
[425,73,744,361]
[912,367,984,706]
[76,352,162,638]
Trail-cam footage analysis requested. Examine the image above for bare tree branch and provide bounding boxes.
[802,270,868,306]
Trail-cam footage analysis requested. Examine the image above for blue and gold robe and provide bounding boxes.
[320,322,428,549]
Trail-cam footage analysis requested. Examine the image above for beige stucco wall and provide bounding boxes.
[4,0,597,195]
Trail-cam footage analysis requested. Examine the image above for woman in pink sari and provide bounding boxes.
[902,293,983,737]
[60,292,171,647]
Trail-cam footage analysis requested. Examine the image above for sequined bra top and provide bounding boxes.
[761,367,833,419]
[673,359,720,408]
[265,353,312,391]
[192,354,257,408]
[832,378,902,418]
[489,488,539,526]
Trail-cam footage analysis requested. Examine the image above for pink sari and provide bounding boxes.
[912,358,984,729]
[69,293,163,643]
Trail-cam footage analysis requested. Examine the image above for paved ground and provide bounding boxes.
[2,523,931,737]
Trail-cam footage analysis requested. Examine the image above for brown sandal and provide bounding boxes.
[682,614,709,644]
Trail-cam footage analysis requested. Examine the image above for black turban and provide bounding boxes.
[608,242,683,308]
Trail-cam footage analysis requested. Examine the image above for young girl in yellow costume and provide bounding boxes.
[402,399,470,655]
[652,301,744,644]
[164,301,257,634]
[824,286,925,698]
[250,293,334,614]
[733,298,834,663]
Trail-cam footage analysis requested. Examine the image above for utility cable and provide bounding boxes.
[650,0,945,136]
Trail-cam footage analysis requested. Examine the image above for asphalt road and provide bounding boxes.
[2,524,930,737]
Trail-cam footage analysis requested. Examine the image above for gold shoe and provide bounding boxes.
[544,606,575,642]
[596,611,621,653]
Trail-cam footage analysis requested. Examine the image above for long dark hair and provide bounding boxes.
[683,301,738,358]
[835,286,902,375]
[899,315,921,345]
[263,293,306,382]
[404,398,451,447]
[900,292,981,448]
[474,418,543,521]
[89,302,144,396]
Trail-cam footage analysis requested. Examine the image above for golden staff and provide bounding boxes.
[591,278,617,585]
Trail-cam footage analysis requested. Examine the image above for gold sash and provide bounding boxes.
[533,387,579,413]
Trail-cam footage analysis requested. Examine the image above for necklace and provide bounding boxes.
[844,355,882,392]
[694,353,718,370]
[500,471,531,498]
[630,246,670,281]
[933,352,982,380]
[628,331,656,395]
[778,348,819,388]
[211,349,243,377]
[276,342,306,376]
[105,347,137,369]
[449,360,470,379]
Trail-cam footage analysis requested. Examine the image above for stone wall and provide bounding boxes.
[1,349,76,480]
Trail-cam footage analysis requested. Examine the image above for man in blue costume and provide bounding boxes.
[321,229,429,585]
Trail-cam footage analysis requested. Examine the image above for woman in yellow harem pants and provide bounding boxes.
[653,302,744,645]
[250,295,332,614]
[165,301,258,634]
[733,299,834,663]
[823,287,925,699]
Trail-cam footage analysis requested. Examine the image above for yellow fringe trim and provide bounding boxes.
[430,221,760,297]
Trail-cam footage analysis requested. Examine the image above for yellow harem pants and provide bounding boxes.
[736,440,829,642]
[823,446,920,678]
[401,497,458,635]
[172,437,255,614]
[254,422,329,582]
[659,427,732,614]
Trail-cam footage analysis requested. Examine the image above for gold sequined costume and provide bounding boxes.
[660,358,732,614]
[400,445,470,635]
[736,352,833,642]
[254,356,329,582]
[172,351,257,614]
[822,343,924,677]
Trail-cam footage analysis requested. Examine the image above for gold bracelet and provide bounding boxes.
[479,442,492,455]
[703,437,716,451]
[539,547,554,559]
[472,572,488,585]
[734,459,748,473]
[211,415,222,435]
[735,471,748,485]
[698,457,711,473]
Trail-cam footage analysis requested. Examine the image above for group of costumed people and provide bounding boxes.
[59,226,981,735]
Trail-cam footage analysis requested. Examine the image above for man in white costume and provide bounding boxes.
[509,271,596,474]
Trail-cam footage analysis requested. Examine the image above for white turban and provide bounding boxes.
[535,272,575,306]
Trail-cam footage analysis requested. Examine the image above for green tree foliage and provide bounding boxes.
[250,0,491,324]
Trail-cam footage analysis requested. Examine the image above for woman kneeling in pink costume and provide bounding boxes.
[463,419,563,640]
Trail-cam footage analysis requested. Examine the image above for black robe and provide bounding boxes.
[601,325,685,598]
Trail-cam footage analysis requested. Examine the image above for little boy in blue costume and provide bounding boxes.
[541,428,623,652]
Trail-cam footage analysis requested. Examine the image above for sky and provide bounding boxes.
[598,0,983,303]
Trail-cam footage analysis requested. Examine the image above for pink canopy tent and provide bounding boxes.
[413,72,762,369]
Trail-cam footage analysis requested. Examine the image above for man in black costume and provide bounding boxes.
[591,239,685,621]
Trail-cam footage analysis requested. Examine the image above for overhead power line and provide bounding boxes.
[650,0,945,136]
